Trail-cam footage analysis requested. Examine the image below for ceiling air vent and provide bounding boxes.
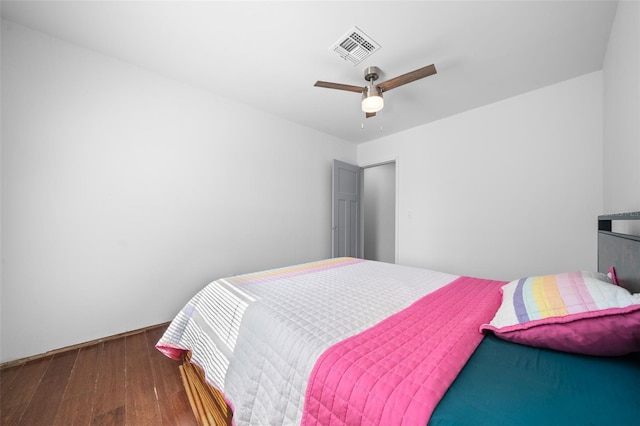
[330,26,381,66]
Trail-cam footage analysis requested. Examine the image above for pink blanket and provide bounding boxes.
[301,276,505,426]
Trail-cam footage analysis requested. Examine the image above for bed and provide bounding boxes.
[157,213,640,425]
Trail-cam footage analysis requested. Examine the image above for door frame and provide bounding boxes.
[359,155,400,264]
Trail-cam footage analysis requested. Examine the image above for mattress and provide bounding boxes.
[157,257,460,425]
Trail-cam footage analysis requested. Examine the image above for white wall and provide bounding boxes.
[603,0,640,217]
[0,21,356,363]
[358,72,603,281]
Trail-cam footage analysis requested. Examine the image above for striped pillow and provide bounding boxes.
[480,271,640,356]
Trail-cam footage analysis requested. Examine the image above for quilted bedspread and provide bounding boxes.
[157,258,461,425]
[301,276,505,426]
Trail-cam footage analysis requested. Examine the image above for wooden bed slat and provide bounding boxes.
[179,365,201,424]
[180,353,233,426]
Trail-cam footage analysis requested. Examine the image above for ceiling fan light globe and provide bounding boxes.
[361,86,384,113]
[362,96,384,113]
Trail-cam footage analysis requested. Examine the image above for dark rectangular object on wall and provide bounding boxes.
[597,212,640,293]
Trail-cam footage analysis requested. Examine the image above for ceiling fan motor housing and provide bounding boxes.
[364,66,381,82]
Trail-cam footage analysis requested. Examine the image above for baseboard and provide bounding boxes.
[0,321,171,370]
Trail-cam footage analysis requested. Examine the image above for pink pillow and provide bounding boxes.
[608,266,619,286]
[480,271,640,356]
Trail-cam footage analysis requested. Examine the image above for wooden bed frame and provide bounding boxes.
[179,212,640,425]
[179,352,233,426]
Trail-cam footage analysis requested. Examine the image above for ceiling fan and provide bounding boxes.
[314,64,437,118]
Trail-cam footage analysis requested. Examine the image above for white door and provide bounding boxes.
[332,160,361,258]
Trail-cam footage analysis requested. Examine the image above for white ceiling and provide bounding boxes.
[1,1,619,144]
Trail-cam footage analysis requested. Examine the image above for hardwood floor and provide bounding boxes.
[0,325,197,426]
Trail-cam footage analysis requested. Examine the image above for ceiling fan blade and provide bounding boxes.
[365,112,376,119]
[377,64,437,92]
[314,81,365,93]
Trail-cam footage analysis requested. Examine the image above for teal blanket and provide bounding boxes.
[429,334,640,425]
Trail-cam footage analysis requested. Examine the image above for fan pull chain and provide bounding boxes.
[360,123,384,131]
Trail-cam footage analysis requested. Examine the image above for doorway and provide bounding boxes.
[332,159,397,263]
[362,162,396,263]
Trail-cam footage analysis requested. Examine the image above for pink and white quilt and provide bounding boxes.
[157,258,502,425]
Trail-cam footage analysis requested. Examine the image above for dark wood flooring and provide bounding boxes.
[0,325,197,425]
